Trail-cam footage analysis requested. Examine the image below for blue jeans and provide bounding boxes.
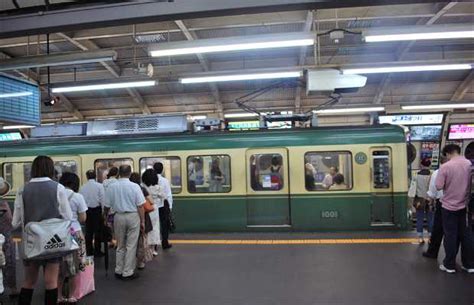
[416,209,433,237]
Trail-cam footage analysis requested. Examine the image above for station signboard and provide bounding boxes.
[448,123,474,140]
[379,114,443,125]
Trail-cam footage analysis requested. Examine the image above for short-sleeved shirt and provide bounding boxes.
[64,188,88,232]
[435,155,471,211]
[104,178,145,213]
[79,179,105,208]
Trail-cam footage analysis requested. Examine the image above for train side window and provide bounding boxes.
[2,162,32,195]
[187,155,231,193]
[304,152,353,191]
[54,160,78,181]
[250,154,284,191]
[139,157,182,194]
[94,158,134,183]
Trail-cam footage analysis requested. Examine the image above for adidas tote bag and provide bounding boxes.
[22,218,79,260]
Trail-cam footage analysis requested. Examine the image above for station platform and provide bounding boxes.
[12,232,474,305]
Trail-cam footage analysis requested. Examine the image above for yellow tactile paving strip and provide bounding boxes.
[12,237,423,245]
[169,238,422,245]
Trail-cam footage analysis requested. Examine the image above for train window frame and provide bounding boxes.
[94,158,134,183]
[186,154,232,194]
[249,153,285,192]
[139,156,182,194]
[2,160,79,194]
[303,151,354,192]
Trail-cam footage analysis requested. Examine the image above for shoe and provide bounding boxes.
[439,264,456,274]
[152,251,158,256]
[162,244,173,250]
[418,238,425,244]
[422,251,437,259]
[94,251,105,257]
[114,273,123,279]
[137,263,145,270]
[122,273,140,281]
[461,266,474,274]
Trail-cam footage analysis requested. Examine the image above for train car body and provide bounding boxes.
[0,125,409,231]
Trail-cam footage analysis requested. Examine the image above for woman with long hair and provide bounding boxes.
[12,156,73,305]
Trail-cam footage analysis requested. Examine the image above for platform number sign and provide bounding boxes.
[355,152,367,165]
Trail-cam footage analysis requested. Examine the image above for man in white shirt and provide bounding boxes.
[79,170,105,256]
[154,162,173,250]
[322,166,338,189]
[104,165,145,280]
[423,156,447,259]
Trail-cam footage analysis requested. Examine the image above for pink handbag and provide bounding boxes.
[71,258,95,299]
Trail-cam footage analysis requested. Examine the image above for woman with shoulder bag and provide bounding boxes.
[410,158,433,244]
[12,156,73,305]
[141,169,166,256]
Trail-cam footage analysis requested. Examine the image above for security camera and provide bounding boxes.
[44,95,60,106]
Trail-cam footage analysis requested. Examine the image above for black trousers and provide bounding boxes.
[159,203,171,247]
[441,207,473,269]
[426,200,444,257]
[85,206,103,255]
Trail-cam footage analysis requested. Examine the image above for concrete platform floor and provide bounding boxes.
[12,232,474,305]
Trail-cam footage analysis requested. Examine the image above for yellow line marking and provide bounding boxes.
[12,237,425,245]
[168,238,424,245]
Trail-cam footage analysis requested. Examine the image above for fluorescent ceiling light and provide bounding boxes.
[314,107,385,115]
[224,113,259,118]
[52,81,156,93]
[190,115,207,120]
[402,103,474,110]
[0,91,33,98]
[181,71,301,84]
[2,125,34,129]
[365,30,474,42]
[343,64,472,75]
[150,32,314,57]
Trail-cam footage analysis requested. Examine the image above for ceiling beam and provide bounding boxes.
[372,1,458,104]
[175,19,224,118]
[451,70,474,101]
[56,32,151,115]
[0,0,437,39]
[295,10,313,114]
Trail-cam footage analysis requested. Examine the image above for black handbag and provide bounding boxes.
[102,225,113,243]
[165,200,176,233]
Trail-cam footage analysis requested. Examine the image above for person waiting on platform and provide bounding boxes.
[153,162,174,250]
[329,174,347,190]
[209,158,225,193]
[322,167,338,189]
[142,168,166,254]
[80,170,105,257]
[58,172,88,304]
[104,165,146,280]
[305,163,316,191]
[12,156,73,305]
[435,144,474,274]
[423,156,448,259]
[0,177,18,298]
[103,167,119,191]
[410,158,432,244]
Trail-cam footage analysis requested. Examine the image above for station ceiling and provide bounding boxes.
[0,1,473,125]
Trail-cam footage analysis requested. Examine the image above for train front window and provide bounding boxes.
[94,158,134,183]
[140,157,182,193]
[250,154,284,191]
[187,155,231,193]
[304,152,353,191]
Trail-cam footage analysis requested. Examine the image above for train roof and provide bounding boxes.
[0,124,405,158]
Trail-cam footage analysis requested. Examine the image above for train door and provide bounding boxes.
[246,148,291,227]
[369,148,395,226]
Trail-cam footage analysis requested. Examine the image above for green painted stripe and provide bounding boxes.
[174,192,407,200]
[0,125,405,157]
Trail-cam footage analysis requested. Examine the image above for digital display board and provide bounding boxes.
[379,114,443,125]
[409,125,442,141]
[0,132,23,142]
[448,123,474,140]
[0,75,40,126]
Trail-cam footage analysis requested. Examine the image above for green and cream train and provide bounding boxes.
[0,125,409,231]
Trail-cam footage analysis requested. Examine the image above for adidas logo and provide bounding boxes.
[44,234,66,250]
